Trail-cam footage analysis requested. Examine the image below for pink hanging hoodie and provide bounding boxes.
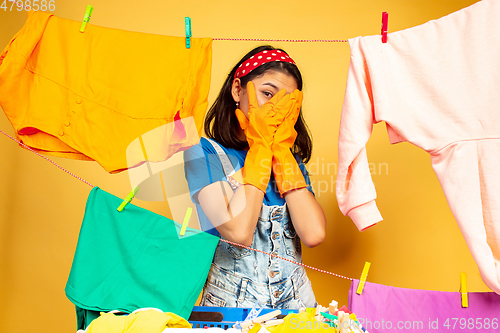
[337,0,500,294]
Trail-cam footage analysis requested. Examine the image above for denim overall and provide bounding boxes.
[201,139,317,309]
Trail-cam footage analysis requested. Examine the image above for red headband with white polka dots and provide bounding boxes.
[234,50,296,79]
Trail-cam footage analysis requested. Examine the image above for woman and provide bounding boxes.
[184,45,326,309]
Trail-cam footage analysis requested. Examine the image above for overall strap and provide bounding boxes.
[204,138,240,191]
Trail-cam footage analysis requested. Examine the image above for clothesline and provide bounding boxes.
[222,238,353,281]
[213,38,349,43]
[0,128,95,188]
[0,127,353,282]
[6,0,351,43]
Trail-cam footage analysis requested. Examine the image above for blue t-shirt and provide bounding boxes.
[183,137,314,236]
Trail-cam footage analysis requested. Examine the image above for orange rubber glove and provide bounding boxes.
[235,81,292,192]
[271,89,306,197]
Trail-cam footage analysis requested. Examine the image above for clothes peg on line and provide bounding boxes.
[356,261,371,295]
[460,272,468,308]
[381,12,388,43]
[185,17,192,48]
[80,5,93,33]
[179,207,193,236]
[117,187,139,212]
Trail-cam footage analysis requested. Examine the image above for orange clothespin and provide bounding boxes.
[356,262,371,295]
[460,272,468,308]
[381,12,388,43]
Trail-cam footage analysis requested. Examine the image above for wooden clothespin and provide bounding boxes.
[179,207,193,236]
[314,305,323,322]
[356,261,371,295]
[185,17,192,49]
[460,272,468,308]
[240,310,281,329]
[329,300,338,313]
[338,311,350,333]
[80,5,93,33]
[381,12,389,43]
[117,187,139,212]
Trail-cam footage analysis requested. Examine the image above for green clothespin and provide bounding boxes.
[80,5,93,33]
[185,17,191,49]
[179,207,193,236]
[320,312,338,321]
[319,312,339,329]
[117,187,139,212]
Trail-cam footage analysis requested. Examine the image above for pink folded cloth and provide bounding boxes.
[349,279,500,333]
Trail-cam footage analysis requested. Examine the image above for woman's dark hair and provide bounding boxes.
[204,45,312,163]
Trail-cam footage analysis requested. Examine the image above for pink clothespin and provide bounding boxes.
[381,12,389,43]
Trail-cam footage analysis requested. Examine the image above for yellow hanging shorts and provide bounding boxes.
[0,11,212,173]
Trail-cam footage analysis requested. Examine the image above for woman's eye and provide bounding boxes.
[263,91,273,98]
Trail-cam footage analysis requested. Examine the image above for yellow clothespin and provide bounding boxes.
[356,261,371,295]
[179,207,193,236]
[117,187,139,212]
[248,323,262,333]
[460,272,468,308]
[80,5,93,33]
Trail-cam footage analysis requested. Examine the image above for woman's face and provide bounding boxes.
[232,70,299,118]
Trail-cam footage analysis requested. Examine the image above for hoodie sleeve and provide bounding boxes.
[336,37,383,231]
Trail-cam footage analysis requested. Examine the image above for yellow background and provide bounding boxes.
[0,0,485,332]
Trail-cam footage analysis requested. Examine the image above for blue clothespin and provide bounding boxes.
[80,5,93,33]
[233,301,264,329]
[185,17,192,49]
[117,187,139,212]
